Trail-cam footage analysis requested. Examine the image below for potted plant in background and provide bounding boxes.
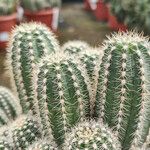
[93,0,109,21]
[21,0,61,31]
[107,0,127,31]
[0,0,18,50]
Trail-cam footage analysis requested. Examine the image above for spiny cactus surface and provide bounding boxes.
[0,115,42,150]
[64,120,121,150]
[7,22,59,113]
[0,138,13,150]
[0,86,22,121]
[62,40,90,54]
[0,109,9,127]
[95,31,150,150]
[35,52,91,145]
[27,139,57,150]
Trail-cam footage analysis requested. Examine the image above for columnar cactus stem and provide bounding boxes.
[79,49,103,116]
[35,52,91,145]
[7,22,59,113]
[62,40,90,54]
[63,120,121,150]
[0,86,22,121]
[0,138,13,150]
[95,31,150,149]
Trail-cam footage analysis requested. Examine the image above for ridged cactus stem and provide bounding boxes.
[0,86,22,121]
[35,52,91,145]
[95,32,150,149]
[7,23,59,113]
[0,110,9,127]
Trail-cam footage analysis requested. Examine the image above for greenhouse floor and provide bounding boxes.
[0,2,111,88]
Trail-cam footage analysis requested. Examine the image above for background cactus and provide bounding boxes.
[64,120,121,150]
[0,0,17,15]
[94,31,150,150]
[34,51,91,145]
[62,40,90,55]
[22,0,61,12]
[0,115,42,150]
[7,22,59,113]
[27,139,57,150]
[0,86,22,121]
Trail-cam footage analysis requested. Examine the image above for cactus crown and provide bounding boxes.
[64,120,121,150]
[0,0,17,15]
[22,0,61,12]
[62,40,90,54]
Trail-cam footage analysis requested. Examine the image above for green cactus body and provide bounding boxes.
[94,32,150,150]
[79,49,103,116]
[62,40,90,55]
[0,86,22,121]
[7,23,59,113]
[35,52,91,145]
[27,139,57,150]
[64,120,121,150]
[0,115,42,150]
[0,138,13,150]
[0,110,9,127]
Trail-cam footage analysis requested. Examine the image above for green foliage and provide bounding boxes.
[7,22,59,113]
[64,120,121,150]
[95,31,150,150]
[0,0,17,15]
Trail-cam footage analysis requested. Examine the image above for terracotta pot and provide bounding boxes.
[108,13,127,31]
[84,0,92,11]
[0,13,17,50]
[24,9,53,29]
[94,0,109,21]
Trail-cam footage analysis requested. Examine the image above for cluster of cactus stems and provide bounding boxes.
[2,21,150,150]
[7,22,59,113]
[62,40,90,55]
[0,86,22,122]
[34,51,92,145]
[94,31,150,149]
[63,120,121,150]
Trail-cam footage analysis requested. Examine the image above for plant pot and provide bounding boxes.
[84,0,92,11]
[94,0,109,21]
[108,13,127,31]
[0,13,17,50]
[24,9,54,30]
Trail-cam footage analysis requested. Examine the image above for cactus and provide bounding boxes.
[34,51,91,145]
[62,40,90,55]
[0,109,9,127]
[7,22,59,113]
[0,86,22,121]
[0,138,13,150]
[94,31,150,150]
[0,0,17,15]
[22,0,61,12]
[0,115,42,150]
[27,139,57,150]
[63,120,121,150]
